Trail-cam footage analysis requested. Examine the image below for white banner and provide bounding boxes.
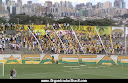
[112,27,124,37]
[126,27,128,34]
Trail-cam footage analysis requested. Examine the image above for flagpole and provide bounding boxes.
[95,26,107,55]
[70,26,85,54]
[125,25,127,56]
[51,26,67,54]
[110,26,113,50]
[79,17,80,29]
[62,30,76,54]
[26,26,43,53]
[46,32,55,47]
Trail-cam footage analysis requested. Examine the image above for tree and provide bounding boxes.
[0,18,6,23]
[122,14,128,18]
[8,14,116,26]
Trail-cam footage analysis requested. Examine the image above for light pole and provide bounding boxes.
[17,18,19,25]
[124,25,127,56]
[79,17,80,29]
[41,21,43,25]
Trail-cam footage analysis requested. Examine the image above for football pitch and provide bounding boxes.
[0,64,128,79]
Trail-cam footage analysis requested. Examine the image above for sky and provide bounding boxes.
[3,0,128,8]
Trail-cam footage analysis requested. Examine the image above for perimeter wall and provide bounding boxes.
[0,54,128,65]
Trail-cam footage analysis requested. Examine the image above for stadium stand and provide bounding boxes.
[0,23,126,55]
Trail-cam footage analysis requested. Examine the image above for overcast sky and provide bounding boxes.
[4,0,128,8]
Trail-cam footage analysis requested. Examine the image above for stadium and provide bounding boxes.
[0,23,128,79]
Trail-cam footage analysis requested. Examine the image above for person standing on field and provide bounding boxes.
[9,70,14,79]
[13,69,16,79]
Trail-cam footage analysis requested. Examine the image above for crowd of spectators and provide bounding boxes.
[0,23,125,55]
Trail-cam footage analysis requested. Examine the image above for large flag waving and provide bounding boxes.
[94,26,111,36]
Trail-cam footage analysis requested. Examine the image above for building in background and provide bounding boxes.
[6,0,9,4]
[79,8,89,17]
[0,0,5,11]
[104,1,112,9]
[0,0,127,21]
[53,2,59,7]
[86,2,92,8]
[27,1,32,5]
[51,1,78,17]
[75,3,85,10]
[41,6,47,17]
[44,1,52,7]
[15,0,22,14]
[0,10,10,21]
[16,0,22,7]
[32,3,42,16]
[95,2,104,9]
[114,0,125,9]
[21,5,33,16]
[16,7,21,14]
[0,0,2,5]
[44,1,52,15]
[65,1,73,8]
[7,0,16,7]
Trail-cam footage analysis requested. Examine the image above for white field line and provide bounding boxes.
[64,68,128,79]
[63,65,128,79]
[64,65,128,70]
[64,66,80,67]
[64,65,111,69]
[88,67,98,68]
[99,66,108,67]
[98,65,112,68]
[71,68,81,69]
[21,65,128,79]
[82,71,128,79]
[80,65,87,66]
[64,65,87,68]
[21,68,128,79]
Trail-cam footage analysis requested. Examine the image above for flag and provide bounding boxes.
[126,27,128,34]
[47,23,49,28]
[72,30,76,35]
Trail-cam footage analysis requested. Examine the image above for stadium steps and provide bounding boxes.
[5,30,17,35]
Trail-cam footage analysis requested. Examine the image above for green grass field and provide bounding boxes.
[0,64,128,79]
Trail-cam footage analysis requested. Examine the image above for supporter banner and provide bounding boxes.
[56,30,76,35]
[23,25,46,30]
[126,27,128,34]
[71,25,80,31]
[95,26,111,36]
[83,26,94,33]
[0,54,128,65]
[35,29,46,35]
[33,25,45,29]
[71,25,94,33]
[32,25,46,35]
[24,25,29,30]
[112,27,124,37]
